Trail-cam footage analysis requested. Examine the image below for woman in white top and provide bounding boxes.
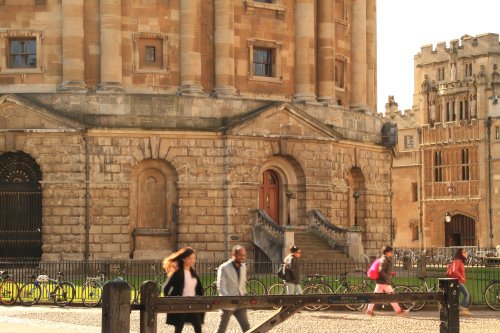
[162,247,204,333]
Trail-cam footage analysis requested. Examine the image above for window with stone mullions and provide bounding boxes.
[253,48,273,77]
[9,39,36,68]
[434,151,443,182]
[461,148,469,181]
[145,46,156,63]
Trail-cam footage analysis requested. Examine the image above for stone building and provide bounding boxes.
[0,0,391,261]
[389,33,500,249]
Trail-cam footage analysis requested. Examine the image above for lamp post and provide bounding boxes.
[353,191,360,227]
[286,190,293,226]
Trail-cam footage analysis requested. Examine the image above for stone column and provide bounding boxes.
[98,0,123,92]
[178,0,205,96]
[350,0,367,110]
[317,0,335,103]
[366,0,376,111]
[213,0,238,97]
[294,0,316,102]
[59,0,86,92]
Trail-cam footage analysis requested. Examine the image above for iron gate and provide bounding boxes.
[0,152,42,260]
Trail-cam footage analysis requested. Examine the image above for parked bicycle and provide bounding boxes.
[408,276,439,311]
[19,271,75,307]
[202,268,267,296]
[483,279,500,311]
[136,264,167,302]
[81,265,137,307]
[0,271,20,305]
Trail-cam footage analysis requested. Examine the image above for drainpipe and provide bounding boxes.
[222,133,229,260]
[83,133,90,261]
[486,117,493,248]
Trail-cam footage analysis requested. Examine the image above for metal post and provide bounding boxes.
[353,191,360,226]
[439,278,459,333]
[102,280,131,333]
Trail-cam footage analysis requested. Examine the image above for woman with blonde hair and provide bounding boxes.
[162,247,204,333]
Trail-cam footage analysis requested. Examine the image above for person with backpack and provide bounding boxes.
[366,245,408,317]
[446,248,471,315]
[283,245,302,294]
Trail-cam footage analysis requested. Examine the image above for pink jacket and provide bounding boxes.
[447,259,466,284]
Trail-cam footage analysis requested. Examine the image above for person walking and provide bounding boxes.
[162,247,204,333]
[215,245,250,333]
[366,245,408,317]
[284,245,302,294]
[446,248,471,315]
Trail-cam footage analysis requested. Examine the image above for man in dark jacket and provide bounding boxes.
[284,245,302,294]
[366,245,408,317]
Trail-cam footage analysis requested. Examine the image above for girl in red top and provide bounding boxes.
[447,248,470,315]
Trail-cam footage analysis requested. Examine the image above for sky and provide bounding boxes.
[377,0,500,114]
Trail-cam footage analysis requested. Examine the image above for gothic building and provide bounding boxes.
[0,0,391,261]
[389,33,500,249]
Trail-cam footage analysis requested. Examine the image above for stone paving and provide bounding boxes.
[0,305,498,333]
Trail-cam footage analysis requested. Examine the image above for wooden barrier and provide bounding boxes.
[102,278,459,333]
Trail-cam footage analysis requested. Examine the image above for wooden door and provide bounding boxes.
[259,170,280,224]
[445,214,475,246]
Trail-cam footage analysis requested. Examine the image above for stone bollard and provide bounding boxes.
[439,278,459,333]
[102,280,131,333]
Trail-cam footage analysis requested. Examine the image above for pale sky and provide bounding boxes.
[377,0,500,114]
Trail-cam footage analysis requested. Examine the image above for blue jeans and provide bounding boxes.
[458,283,470,308]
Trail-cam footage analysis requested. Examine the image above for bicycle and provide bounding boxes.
[483,279,500,311]
[408,276,439,311]
[81,266,137,307]
[0,270,20,305]
[202,268,267,296]
[136,264,167,302]
[19,271,76,307]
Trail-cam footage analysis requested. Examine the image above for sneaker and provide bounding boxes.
[366,311,375,317]
[396,309,409,317]
[460,308,471,316]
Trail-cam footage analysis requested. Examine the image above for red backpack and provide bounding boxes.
[367,258,381,280]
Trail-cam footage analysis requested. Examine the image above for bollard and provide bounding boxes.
[102,280,131,333]
[439,278,459,333]
[139,281,159,333]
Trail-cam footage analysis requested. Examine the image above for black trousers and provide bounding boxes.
[174,315,202,333]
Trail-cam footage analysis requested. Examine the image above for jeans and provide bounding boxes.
[215,309,250,333]
[286,283,302,295]
[458,283,470,308]
[366,283,402,313]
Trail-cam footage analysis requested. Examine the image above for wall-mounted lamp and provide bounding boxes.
[444,211,452,223]
[353,191,360,227]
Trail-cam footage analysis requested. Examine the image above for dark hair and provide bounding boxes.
[290,245,300,253]
[382,245,393,254]
[453,248,466,264]
[163,247,198,278]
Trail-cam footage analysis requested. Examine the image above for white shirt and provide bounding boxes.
[182,269,197,297]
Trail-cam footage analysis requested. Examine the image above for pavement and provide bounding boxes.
[0,305,499,333]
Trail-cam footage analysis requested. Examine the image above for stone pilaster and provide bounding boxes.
[317,0,335,103]
[293,0,316,102]
[366,0,376,111]
[350,0,367,110]
[178,0,205,96]
[213,0,238,97]
[98,0,123,93]
[58,0,86,93]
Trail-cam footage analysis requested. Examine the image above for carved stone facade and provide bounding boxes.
[0,0,390,261]
[389,33,500,249]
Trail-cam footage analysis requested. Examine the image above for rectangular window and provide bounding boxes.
[145,46,156,63]
[404,135,414,149]
[411,224,419,241]
[496,126,500,140]
[335,59,345,89]
[411,183,418,202]
[137,37,164,71]
[465,63,472,78]
[461,149,469,181]
[254,0,272,2]
[253,48,273,77]
[434,151,443,182]
[9,38,37,68]
[335,0,347,21]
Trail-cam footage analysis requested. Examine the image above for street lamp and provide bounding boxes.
[286,190,293,226]
[353,191,360,227]
[444,211,452,223]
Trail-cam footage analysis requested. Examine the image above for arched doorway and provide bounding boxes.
[259,170,280,223]
[0,152,42,260]
[445,214,476,246]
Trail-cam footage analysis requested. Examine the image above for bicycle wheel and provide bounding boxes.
[408,286,425,311]
[247,278,267,296]
[267,283,287,309]
[302,285,323,311]
[127,281,137,305]
[345,284,369,311]
[53,282,76,306]
[484,282,500,311]
[314,283,333,311]
[19,283,41,306]
[393,285,415,310]
[0,280,19,305]
[203,284,217,296]
[82,280,103,307]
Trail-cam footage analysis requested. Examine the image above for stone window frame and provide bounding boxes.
[496,125,500,140]
[244,0,285,19]
[132,32,169,74]
[410,221,419,241]
[247,38,283,83]
[335,55,348,91]
[0,30,43,74]
[464,61,473,79]
[335,0,348,25]
[404,135,414,149]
